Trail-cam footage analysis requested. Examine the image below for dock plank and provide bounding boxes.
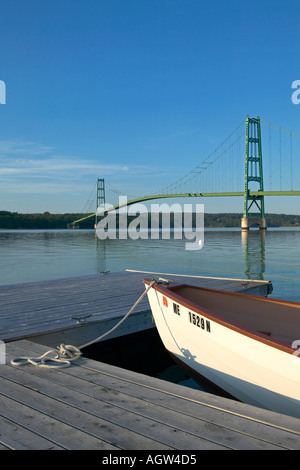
[0,393,105,450]
[0,414,64,450]
[0,376,168,451]
[2,340,300,450]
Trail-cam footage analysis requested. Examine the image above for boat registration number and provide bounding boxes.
[171,301,211,332]
[188,311,211,332]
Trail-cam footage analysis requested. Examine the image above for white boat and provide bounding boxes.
[144,278,300,418]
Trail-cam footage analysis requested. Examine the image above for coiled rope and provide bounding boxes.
[11,280,156,369]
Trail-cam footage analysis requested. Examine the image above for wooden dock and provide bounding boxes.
[1,271,300,450]
[0,270,272,347]
[2,339,300,450]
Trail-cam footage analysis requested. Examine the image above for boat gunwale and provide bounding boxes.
[144,278,297,355]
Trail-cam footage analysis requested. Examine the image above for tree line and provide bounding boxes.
[1,210,300,229]
[0,211,93,229]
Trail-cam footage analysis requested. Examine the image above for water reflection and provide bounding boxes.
[1,229,300,301]
[95,232,108,274]
[241,230,266,280]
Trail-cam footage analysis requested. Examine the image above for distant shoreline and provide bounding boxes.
[1,210,300,230]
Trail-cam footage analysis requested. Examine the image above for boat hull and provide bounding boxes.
[145,280,300,419]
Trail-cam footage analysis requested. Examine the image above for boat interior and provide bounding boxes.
[168,284,300,346]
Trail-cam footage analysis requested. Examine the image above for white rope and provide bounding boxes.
[10,280,156,369]
[10,344,82,369]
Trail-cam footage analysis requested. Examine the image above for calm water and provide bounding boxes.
[1,228,300,301]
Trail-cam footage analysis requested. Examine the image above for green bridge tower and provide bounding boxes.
[241,116,267,230]
[94,178,106,228]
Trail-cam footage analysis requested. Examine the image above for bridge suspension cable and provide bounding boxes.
[154,119,245,197]
[261,119,300,193]
[80,180,97,214]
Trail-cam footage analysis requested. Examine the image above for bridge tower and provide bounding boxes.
[241,116,267,230]
[94,178,106,228]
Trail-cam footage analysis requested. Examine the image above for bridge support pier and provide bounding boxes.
[241,217,267,230]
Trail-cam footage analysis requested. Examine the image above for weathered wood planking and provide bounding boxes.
[1,340,300,450]
[0,272,272,346]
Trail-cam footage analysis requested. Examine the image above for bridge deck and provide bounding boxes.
[73,190,300,224]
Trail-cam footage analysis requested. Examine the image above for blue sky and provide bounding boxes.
[0,0,300,214]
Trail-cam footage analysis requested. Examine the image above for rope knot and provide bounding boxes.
[58,344,82,360]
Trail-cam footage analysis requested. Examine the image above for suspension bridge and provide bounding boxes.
[73,116,300,230]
